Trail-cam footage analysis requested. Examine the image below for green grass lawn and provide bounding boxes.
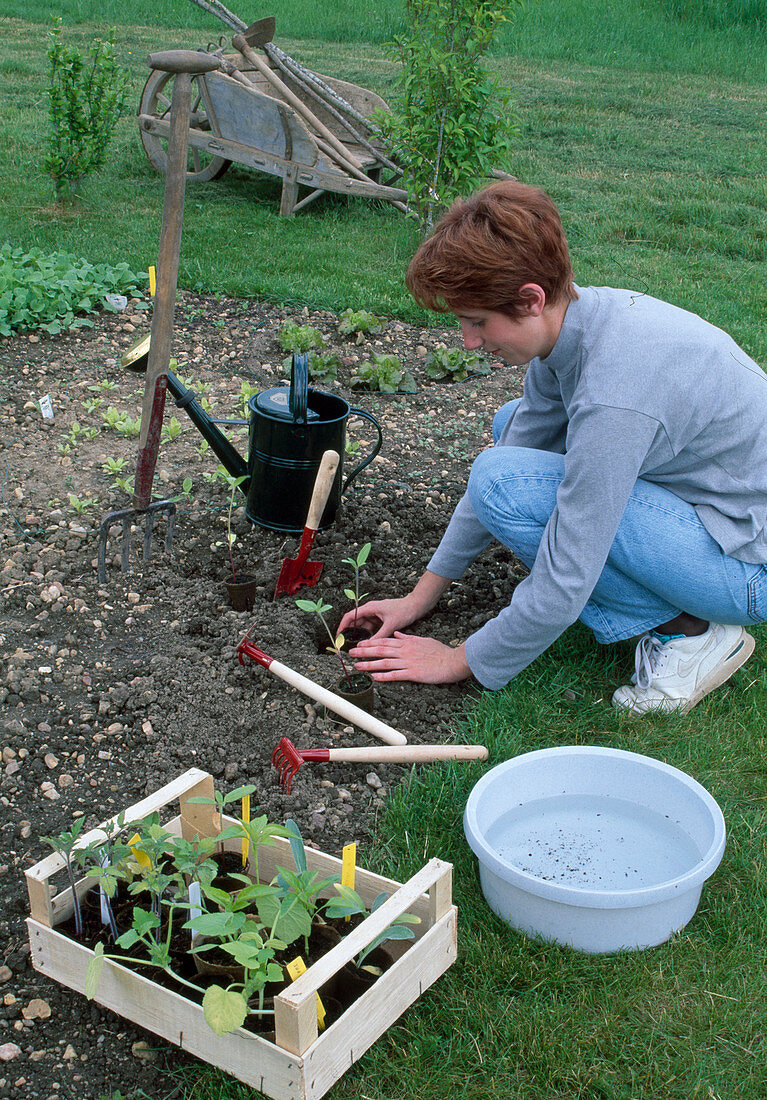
[6,2,767,1096]
[2,2,766,346]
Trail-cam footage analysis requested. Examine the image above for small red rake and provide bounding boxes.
[272,737,489,793]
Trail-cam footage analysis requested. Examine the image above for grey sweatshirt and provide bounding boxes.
[428,286,767,689]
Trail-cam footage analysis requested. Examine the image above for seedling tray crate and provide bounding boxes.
[25,768,457,1100]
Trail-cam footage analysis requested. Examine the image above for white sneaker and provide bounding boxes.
[612,623,755,715]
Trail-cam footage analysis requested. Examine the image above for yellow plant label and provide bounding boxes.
[128,833,151,871]
[342,843,356,889]
[286,957,326,1030]
[148,265,156,297]
[241,794,250,867]
[342,842,357,921]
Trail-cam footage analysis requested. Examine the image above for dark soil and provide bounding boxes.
[0,291,526,1099]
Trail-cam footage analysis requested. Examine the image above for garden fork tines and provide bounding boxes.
[97,500,177,583]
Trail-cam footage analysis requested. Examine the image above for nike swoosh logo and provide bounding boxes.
[677,639,745,678]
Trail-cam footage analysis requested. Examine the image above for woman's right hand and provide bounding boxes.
[337,596,420,640]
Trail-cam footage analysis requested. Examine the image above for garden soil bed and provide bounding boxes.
[0,291,526,1099]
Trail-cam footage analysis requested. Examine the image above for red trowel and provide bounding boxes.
[273,449,340,599]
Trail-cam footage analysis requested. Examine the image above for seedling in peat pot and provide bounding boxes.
[214,469,249,583]
[296,596,357,691]
[325,885,420,968]
[343,542,371,630]
[258,817,341,954]
[41,817,89,937]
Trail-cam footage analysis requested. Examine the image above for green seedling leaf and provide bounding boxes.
[202,985,248,1036]
[285,818,307,875]
[84,942,105,1000]
[115,928,140,949]
[185,911,246,938]
[257,891,312,946]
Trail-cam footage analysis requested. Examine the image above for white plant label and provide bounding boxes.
[39,394,54,419]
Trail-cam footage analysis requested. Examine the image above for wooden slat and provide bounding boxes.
[274,860,452,1014]
[303,909,457,1098]
[430,863,453,924]
[27,919,306,1100]
[179,773,218,841]
[203,71,318,165]
[25,768,213,926]
[138,117,408,201]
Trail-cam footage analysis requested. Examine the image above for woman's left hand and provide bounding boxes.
[348,632,472,684]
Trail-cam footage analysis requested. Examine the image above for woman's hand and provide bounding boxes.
[349,632,472,685]
[337,570,453,640]
[337,597,420,640]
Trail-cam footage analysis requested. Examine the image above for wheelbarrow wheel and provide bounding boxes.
[139,68,230,183]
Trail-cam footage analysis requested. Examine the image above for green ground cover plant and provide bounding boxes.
[0,244,144,335]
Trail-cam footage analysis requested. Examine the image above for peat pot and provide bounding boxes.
[224,572,258,611]
[335,671,375,713]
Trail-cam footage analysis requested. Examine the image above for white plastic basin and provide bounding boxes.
[463,746,726,953]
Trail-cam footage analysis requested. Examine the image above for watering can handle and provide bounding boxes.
[342,407,383,493]
[289,353,309,423]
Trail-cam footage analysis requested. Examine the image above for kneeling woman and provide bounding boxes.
[339,181,767,714]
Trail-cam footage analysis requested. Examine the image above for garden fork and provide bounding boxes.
[98,50,220,581]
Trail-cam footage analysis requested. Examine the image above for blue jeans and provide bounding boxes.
[467,400,767,643]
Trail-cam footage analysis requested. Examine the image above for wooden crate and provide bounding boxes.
[25,769,457,1100]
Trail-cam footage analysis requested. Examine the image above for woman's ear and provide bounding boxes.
[517,283,546,316]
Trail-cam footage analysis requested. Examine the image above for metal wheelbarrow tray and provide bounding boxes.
[138,50,408,216]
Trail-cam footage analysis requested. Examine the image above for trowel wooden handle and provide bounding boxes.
[305,450,339,530]
[329,745,488,763]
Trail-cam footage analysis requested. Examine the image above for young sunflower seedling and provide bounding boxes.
[295,596,356,691]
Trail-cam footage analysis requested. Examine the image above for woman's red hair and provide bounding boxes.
[406,181,577,318]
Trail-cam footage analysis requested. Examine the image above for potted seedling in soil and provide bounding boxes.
[323,882,421,1001]
[296,595,375,711]
[217,470,257,610]
[41,817,89,939]
[341,541,372,647]
[259,818,342,956]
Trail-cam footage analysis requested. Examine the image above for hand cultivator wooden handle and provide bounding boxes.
[272,738,488,791]
[237,640,407,746]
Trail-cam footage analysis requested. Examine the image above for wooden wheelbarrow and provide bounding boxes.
[137,13,407,216]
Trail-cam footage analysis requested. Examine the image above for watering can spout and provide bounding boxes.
[165,368,249,490]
